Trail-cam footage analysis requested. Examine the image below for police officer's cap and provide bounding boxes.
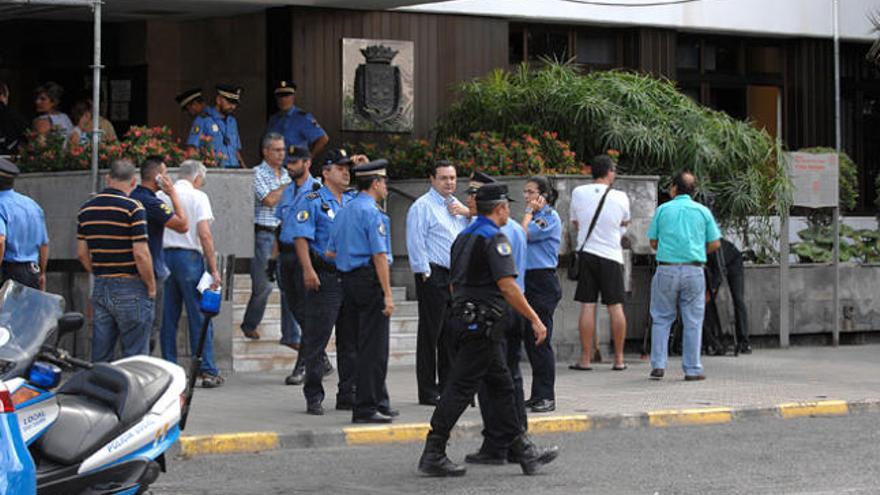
[274,80,297,96]
[475,183,515,203]
[216,84,242,103]
[353,159,388,178]
[467,170,495,194]
[175,88,202,109]
[320,149,353,168]
[287,145,310,161]
[0,157,20,180]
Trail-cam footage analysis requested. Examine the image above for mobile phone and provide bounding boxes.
[156,175,166,188]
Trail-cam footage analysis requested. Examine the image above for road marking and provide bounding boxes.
[528,414,592,434]
[778,400,849,419]
[179,432,279,458]
[648,407,733,427]
[344,423,430,445]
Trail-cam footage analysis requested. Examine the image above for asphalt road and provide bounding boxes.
[154,414,880,495]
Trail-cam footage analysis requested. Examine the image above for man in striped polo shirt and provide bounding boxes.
[77,159,156,362]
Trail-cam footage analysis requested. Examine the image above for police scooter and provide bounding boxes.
[0,280,186,495]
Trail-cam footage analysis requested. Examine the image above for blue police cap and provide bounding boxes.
[467,170,496,193]
[274,80,297,96]
[353,159,388,178]
[216,84,242,103]
[175,88,202,109]
[475,182,515,203]
[287,145,310,161]
[0,157,20,179]
[319,149,353,168]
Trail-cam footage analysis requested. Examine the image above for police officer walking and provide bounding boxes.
[330,159,397,424]
[266,80,328,163]
[0,158,49,290]
[187,84,246,168]
[418,182,558,477]
[288,149,358,414]
[175,88,206,119]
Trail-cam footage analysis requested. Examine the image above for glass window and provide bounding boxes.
[746,45,782,74]
[704,39,740,74]
[528,27,570,62]
[676,38,700,71]
[509,30,525,65]
[577,33,616,66]
[709,86,747,120]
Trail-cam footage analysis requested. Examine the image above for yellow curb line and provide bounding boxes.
[648,407,733,428]
[345,423,431,445]
[528,414,592,434]
[179,432,279,458]
[778,400,849,419]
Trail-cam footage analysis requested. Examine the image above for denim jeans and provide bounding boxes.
[241,230,300,346]
[650,265,706,376]
[91,277,154,363]
[161,249,219,376]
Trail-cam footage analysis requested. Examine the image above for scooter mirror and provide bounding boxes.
[57,312,85,336]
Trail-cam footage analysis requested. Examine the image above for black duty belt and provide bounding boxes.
[310,251,338,274]
[279,242,296,254]
[659,261,704,267]
[255,224,278,234]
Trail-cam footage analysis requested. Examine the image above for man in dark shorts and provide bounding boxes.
[569,155,631,371]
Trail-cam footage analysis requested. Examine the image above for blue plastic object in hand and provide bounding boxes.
[200,289,221,315]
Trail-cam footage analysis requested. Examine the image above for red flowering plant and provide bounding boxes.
[120,126,185,168]
[18,130,69,172]
[196,134,225,168]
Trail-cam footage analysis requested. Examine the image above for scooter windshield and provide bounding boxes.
[0,280,64,380]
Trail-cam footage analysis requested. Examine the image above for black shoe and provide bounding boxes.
[739,343,752,354]
[529,399,555,413]
[352,412,393,424]
[512,437,559,475]
[306,401,324,415]
[322,354,334,377]
[508,444,559,464]
[285,368,305,386]
[524,397,538,408]
[649,368,665,380]
[419,453,467,477]
[378,406,400,417]
[419,396,440,406]
[464,450,506,465]
[335,402,353,411]
[684,374,706,381]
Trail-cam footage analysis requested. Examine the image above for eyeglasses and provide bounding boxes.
[522,189,539,195]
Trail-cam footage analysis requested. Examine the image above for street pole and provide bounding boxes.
[832,0,841,347]
[89,0,103,194]
[779,164,790,348]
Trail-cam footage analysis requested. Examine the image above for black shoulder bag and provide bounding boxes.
[567,186,612,281]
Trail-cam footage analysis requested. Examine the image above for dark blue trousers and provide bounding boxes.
[524,269,561,401]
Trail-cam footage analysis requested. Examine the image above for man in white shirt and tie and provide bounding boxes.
[405,161,469,405]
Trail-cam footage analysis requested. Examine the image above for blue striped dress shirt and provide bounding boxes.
[405,187,469,276]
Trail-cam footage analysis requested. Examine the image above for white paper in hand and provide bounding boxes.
[196,271,219,294]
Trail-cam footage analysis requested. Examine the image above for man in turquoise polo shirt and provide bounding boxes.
[647,171,721,381]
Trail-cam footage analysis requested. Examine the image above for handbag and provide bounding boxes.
[566,186,612,281]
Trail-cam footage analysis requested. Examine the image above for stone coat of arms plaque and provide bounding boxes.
[342,38,414,132]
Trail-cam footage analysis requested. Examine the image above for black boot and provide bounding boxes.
[285,354,305,386]
[418,435,467,477]
[510,435,559,475]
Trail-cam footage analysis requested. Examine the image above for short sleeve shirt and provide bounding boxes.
[186,107,241,168]
[77,188,148,277]
[130,185,173,278]
[161,180,214,253]
[253,161,291,228]
[265,106,327,161]
[570,184,630,264]
[0,190,49,263]
[450,216,518,310]
[329,192,392,272]
[647,194,721,264]
[287,187,355,263]
[526,206,561,270]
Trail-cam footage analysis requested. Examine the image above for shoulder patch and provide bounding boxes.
[496,241,512,256]
[160,203,172,215]
[296,210,310,222]
[193,125,200,134]
[211,124,220,133]
[378,222,387,236]
[306,192,319,200]
[534,218,548,229]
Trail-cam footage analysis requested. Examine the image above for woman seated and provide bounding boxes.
[32,81,73,139]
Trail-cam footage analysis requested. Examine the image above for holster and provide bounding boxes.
[451,300,505,340]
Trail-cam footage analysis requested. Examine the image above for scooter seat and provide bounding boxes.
[36,361,172,465]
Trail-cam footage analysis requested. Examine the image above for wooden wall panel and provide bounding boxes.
[638,28,677,79]
[287,7,508,145]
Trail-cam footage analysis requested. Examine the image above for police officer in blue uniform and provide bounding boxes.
[520,176,562,413]
[288,149,359,414]
[175,88,206,118]
[329,159,397,424]
[417,183,558,477]
[187,84,245,168]
[266,80,328,163]
[0,158,49,290]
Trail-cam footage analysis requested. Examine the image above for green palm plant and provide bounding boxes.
[436,62,791,251]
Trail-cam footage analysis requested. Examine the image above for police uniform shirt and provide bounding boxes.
[0,190,48,263]
[265,106,327,158]
[329,192,392,272]
[130,185,173,279]
[526,205,561,270]
[285,186,356,262]
[186,106,242,168]
[500,220,527,292]
[276,174,318,228]
[450,215,518,310]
